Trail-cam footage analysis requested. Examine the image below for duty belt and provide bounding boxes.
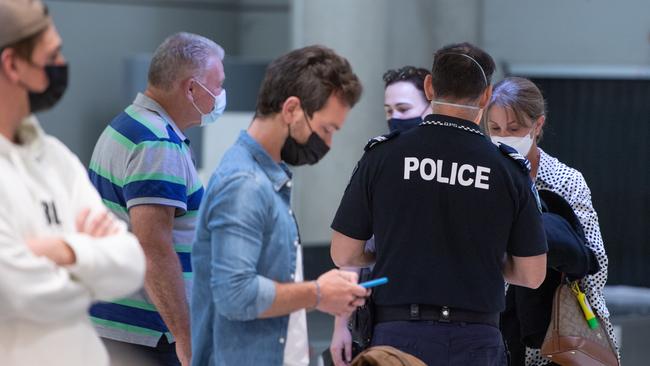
[374,304,499,328]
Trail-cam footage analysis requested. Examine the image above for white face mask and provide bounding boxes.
[491,133,534,157]
[192,80,227,126]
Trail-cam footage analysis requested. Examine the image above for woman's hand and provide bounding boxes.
[330,315,353,366]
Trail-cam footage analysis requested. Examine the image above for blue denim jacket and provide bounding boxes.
[191,131,300,366]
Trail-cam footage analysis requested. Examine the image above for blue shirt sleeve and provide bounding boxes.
[204,172,276,321]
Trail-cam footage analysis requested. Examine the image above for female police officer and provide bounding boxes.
[329,65,432,365]
[383,66,431,133]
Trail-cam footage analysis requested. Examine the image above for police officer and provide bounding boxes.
[330,42,548,366]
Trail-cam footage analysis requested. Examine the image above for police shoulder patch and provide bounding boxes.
[496,142,532,175]
[364,130,400,152]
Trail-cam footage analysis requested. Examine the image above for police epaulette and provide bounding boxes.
[496,142,532,175]
[364,130,400,152]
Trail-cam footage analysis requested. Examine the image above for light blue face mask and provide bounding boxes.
[192,79,226,126]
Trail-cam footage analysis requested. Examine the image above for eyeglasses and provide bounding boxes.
[383,67,430,84]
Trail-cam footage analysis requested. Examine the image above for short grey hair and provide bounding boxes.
[148,32,225,90]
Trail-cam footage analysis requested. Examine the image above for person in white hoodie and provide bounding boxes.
[0,1,146,365]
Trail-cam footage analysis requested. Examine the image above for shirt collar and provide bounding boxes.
[535,148,554,188]
[422,114,483,135]
[236,130,291,191]
[133,92,188,142]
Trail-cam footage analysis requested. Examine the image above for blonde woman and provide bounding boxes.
[484,76,619,365]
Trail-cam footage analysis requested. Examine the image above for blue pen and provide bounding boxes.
[359,277,389,289]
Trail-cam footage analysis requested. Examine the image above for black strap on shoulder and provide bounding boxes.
[364,130,400,152]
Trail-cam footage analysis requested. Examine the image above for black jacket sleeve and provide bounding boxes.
[543,212,600,279]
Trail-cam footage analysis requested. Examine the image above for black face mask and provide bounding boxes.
[281,132,330,166]
[280,110,331,168]
[387,116,423,133]
[27,64,68,113]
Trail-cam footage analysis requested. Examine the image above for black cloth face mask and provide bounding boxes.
[387,116,422,133]
[281,113,330,166]
[27,64,68,113]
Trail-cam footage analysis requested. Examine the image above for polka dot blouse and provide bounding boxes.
[524,148,620,366]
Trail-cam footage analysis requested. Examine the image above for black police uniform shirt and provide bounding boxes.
[331,114,548,314]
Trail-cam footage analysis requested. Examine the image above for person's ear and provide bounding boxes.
[280,96,303,126]
[424,74,435,101]
[478,85,493,109]
[534,115,546,136]
[0,48,22,83]
[182,78,195,101]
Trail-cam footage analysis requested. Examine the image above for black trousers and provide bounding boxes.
[371,321,507,366]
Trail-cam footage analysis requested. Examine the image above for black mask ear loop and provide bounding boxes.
[14,57,40,92]
[286,109,311,144]
[302,109,316,133]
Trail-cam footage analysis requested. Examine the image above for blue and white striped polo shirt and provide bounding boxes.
[88,93,204,347]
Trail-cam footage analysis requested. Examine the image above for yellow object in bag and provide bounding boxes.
[571,282,599,329]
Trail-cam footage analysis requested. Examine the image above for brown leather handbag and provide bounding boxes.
[540,281,618,366]
[350,346,427,366]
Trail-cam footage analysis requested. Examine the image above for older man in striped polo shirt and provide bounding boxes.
[88,32,226,366]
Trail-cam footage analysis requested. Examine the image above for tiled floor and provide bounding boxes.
[608,316,650,366]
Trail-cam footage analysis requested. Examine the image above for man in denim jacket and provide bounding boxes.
[190,45,368,366]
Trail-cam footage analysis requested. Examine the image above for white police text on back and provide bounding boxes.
[403,157,490,190]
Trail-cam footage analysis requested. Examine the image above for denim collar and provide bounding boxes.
[237,130,291,192]
[133,92,188,142]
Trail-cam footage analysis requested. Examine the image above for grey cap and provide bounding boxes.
[0,0,51,49]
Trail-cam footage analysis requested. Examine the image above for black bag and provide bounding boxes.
[322,341,364,366]
[351,267,375,349]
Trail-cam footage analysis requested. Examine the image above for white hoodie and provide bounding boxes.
[0,116,146,366]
